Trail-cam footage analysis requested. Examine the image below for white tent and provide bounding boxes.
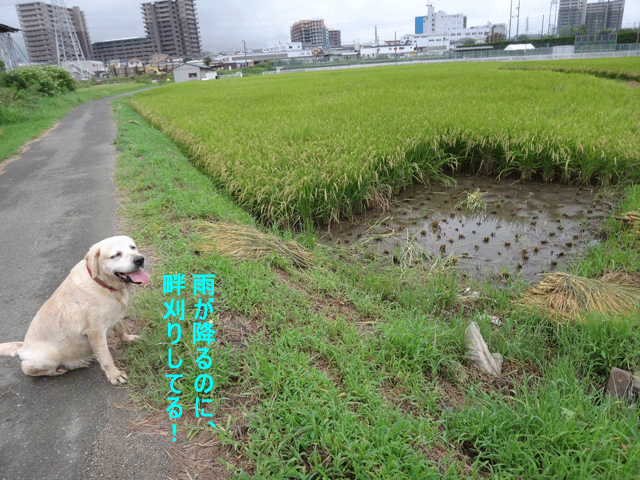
[504,43,535,51]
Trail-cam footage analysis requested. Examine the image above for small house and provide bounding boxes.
[173,63,213,83]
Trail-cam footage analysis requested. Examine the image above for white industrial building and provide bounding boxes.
[412,3,506,49]
[416,8,467,35]
[359,43,416,59]
[61,60,106,78]
[262,42,314,59]
[400,34,450,54]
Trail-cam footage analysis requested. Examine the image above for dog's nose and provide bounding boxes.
[133,255,144,268]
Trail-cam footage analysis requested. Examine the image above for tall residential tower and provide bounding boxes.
[584,0,625,33]
[556,0,588,32]
[16,1,92,64]
[141,0,202,58]
[290,19,341,48]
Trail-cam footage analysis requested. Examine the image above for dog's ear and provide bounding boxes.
[85,245,101,278]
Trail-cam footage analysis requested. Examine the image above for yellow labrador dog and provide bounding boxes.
[0,236,150,385]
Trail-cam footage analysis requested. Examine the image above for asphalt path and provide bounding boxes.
[0,93,170,479]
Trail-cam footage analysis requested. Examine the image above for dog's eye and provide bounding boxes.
[130,245,136,250]
[110,252,121,259]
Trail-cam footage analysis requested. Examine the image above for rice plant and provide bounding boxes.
[455,188,487,212]
[128,60,640,228]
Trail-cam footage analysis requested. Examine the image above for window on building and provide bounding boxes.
[188,72,197,78]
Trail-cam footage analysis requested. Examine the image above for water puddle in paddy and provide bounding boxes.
[319,176,611,280]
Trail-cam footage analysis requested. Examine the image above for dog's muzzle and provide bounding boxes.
[115,256,150,285]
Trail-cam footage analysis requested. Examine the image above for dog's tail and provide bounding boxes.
[0,342,23,356]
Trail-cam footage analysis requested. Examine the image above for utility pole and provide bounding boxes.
[394,31,397,63]
[516,0,521,39]
[509,0,513,38]
[242,40,248,76]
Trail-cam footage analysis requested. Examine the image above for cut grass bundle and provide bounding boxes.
[519,272,640,321]
[614,211,640,236]
[600,270,640,286]
[195,221,313,268]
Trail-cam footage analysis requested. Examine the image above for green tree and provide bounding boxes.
[203,56,212,66]
[559,26,577,37]
[462,39,476,47]
[0,65,75,96]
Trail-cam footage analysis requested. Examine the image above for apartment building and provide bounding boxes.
[141,0,202,59]
[327,29,341,48]
[584,0,625,33]
[557,0,625,34]
[16,2,93,64]
[557,0,588,31]
[92,37,156,64]
[290,19,341,48]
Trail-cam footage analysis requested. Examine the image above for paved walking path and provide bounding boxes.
[0,94,170,479]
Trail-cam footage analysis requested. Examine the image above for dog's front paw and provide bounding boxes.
[123,334,139,343]
[107,369,128,385]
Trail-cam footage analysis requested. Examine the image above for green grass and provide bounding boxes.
[448,358,640,479]
[113,85,640,478]
[128,60,640,228]
[0,83,149,161]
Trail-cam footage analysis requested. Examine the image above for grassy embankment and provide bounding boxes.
[113,58,640,478]
[0,82,149,161]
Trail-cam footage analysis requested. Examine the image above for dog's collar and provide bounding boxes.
[86,264,117,291]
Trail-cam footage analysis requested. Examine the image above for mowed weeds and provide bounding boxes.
[129,60,640,228]
[114,76,640,479]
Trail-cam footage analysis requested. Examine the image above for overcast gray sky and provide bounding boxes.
[2,0,639,54]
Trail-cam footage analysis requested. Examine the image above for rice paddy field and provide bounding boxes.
[129,58,640,228]
[116,58,640,479]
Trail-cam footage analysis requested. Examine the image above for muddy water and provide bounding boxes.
[319,176,610,280]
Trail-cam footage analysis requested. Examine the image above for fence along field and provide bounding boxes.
[129,61,640,228]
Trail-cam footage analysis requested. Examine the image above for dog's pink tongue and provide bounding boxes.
[129,269,151,285]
